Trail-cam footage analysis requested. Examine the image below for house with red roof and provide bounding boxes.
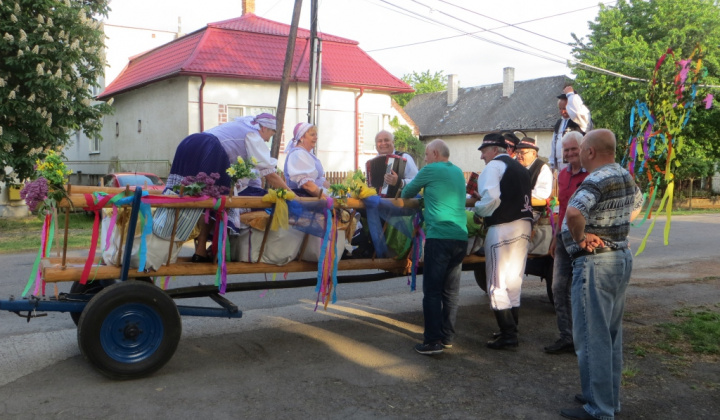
[64,8,413,183]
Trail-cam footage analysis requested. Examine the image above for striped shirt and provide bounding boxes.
[561,163,643,255]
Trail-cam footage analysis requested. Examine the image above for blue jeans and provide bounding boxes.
[571,249,632,420]
[552,234,573,342]
[422,238,467,344]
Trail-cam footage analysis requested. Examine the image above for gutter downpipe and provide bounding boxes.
[199,75,207,132]
[354,87,364,170]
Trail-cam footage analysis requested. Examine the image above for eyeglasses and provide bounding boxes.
[516,150,534,156]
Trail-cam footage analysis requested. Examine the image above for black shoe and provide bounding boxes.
[544,339,575,354]
[414,342,444,355]
[441,340,453,349]
[560,407,596,419]
[191,253,213,263]
[574,394,588,404]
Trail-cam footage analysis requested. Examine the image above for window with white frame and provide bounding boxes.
[227,105,276,122]
[89,135,100,154]
[363,113,383,152]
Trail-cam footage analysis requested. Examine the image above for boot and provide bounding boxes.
[487,309,519,349]
[491,306,519,338]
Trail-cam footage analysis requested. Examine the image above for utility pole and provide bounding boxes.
[271,0,303,158]
[307,0,318,124]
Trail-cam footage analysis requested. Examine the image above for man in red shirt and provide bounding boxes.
[544,131,589,354]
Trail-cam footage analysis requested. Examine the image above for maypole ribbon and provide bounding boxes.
[624,46,711,255]
[262,188,296,231]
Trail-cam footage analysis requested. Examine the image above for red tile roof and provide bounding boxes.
[98,14,412,100]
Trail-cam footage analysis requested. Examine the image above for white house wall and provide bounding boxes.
[442,131,554,173]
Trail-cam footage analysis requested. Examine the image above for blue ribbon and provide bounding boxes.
[364,195,389,258]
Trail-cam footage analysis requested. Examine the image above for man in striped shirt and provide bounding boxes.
[559,129,643,420]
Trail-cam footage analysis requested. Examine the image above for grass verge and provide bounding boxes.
[0,214,97,254]
[658,305,720,355]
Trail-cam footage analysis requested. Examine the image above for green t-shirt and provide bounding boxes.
[401,161,468,241]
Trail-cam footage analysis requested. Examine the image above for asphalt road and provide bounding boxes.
[0,214,718,419]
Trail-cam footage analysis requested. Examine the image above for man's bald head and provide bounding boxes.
[424,139,450,163]
[580,129,617,171]
[584,129,616,156]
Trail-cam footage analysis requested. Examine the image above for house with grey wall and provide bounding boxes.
[404,68,569,173]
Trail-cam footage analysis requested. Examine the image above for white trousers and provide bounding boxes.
[484,219,532,310]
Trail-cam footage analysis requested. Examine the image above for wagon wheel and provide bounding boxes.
[473,263,487,293]
[69,278,153,325]
[69,280,116,326]
[77,280,181,380]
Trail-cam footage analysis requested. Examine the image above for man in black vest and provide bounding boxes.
[472,133,534,350]
[515,137,553,219]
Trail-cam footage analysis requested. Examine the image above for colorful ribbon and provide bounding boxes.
[262,189,296,231]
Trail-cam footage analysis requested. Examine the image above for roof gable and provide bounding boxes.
[98,14,411,99]
[404,75,570,136]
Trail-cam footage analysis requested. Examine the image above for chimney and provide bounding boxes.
[503,67,515,97]
[242,0,255,15]
[447,74,459,106]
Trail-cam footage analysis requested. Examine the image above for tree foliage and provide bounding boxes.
[393,70,447,107]
[0,0,113,184]
[570,0,720,165]
[389,116,424,163]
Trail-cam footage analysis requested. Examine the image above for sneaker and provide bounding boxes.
[441,340,453,349]
[544,339,575,354]
[414,342,444,355]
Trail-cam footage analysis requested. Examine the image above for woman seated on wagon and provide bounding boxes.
[283,123,330,198]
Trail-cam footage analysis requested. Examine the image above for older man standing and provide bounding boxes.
[401,139,467,355]
[473,133,533,350]
[515,137,553,218]
[544,131,588,355]
[559,129,643,420]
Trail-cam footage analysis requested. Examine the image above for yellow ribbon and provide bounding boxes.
[262,189,296,231]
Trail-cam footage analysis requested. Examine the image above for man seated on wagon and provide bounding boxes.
[351,130,419,258]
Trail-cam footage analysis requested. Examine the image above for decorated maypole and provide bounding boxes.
[623,46,713,254]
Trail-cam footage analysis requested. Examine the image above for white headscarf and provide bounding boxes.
[253,113,277,130]
[285,122,314,153]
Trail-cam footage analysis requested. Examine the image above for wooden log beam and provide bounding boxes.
[56,195,423,210]
[41,254,486,283]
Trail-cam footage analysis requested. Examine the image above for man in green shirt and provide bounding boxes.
[402,139,468,355]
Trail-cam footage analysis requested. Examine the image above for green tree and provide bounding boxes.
[0,0,113,184]
[389,116,424,163]
[393,70,447,107]
[570,0,720,163]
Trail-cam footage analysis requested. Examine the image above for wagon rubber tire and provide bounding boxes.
[77,280,181,380]
[69,280,116,326]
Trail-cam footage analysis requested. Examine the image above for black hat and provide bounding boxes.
[516,137,539,151]
[478,133,506,150]
[501,132,521,150]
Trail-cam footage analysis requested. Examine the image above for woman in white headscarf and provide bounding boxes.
[283,122,329,197]
[167,113,289,262]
